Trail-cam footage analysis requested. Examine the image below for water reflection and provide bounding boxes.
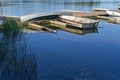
[0,0,119,16]
[0,0,101,16]
[0,1,120,80]
[105,18,120,25]
[26,23,98,35]
[0,19,37,80]
[0,2,1,6]
[30,20,99,35]
[51,24,98,35]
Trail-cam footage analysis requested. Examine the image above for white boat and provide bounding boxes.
[106,10,120,17]
[117,4,120,10]
[118,6,120,10]
[59,15,99,29]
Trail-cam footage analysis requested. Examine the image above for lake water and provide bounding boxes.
[0,1,120,80]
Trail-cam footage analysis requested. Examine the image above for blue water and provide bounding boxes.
[0,1,119,16]
[0,1,120,80]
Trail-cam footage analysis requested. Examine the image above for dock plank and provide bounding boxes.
[61,10,120,17]
[72,11,107,17]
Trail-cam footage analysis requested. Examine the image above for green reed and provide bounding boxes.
[0,18,37,80]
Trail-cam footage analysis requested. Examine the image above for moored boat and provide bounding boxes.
[117,4,120,10]
[106,10,120,17]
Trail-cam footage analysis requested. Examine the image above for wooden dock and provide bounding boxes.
[28,22,56,33]
[50,21,98,35]
[0,9,120,22]
[0,9,120,25]
[20,12,61,22]
[60,10,107,17]
[1,9,120,34]
[0,12,61,23]
[60,10,120,17]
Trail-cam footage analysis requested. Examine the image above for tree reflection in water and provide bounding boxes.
[0,18,37,80]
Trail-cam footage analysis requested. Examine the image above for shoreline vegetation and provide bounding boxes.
[0,18,37,80]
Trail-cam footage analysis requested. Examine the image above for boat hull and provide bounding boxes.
[106,10,120,17]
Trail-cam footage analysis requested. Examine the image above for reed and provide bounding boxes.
[0,18,37,80]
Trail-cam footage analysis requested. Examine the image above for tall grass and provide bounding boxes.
[0,18,37,80]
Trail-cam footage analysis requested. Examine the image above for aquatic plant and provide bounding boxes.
[0,18,37,80]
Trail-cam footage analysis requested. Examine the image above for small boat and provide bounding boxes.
[106,10,120,17]
[117,4,120,10]
[118,7,120,10]
[59,15,99,29]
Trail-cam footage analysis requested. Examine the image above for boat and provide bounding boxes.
[59,15,99,29]
[118,6,120,10]
[106,10,120,17]
[117,4,120,10]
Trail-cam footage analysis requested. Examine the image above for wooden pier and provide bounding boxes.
[0,9,120,23]
[0,12,61,23]
[1,9,120,30]
[61,10,120,17]
[20,12,61,22]
[61,10,107,17]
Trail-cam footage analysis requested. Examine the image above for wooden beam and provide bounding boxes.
[50,20,66,28]
[28,22,56,33]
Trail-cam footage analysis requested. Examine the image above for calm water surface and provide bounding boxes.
[0,1,120,80]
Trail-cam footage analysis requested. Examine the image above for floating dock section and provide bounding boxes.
[20,12,61,23]
[1,9,120,22]
[1,9,120,30]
